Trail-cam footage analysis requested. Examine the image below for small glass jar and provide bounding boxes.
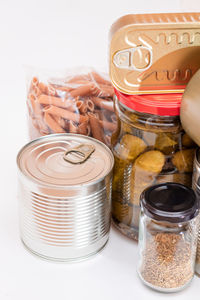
[111,91,196,240]
[138,183,199,292]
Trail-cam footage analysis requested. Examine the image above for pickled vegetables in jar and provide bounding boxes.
[111,91,196,240]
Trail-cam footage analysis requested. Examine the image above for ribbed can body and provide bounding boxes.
[192,148,200,275]
[18,176,112,261]
[17,134,114,262]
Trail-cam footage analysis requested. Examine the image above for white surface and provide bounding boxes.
[0,0,200,299]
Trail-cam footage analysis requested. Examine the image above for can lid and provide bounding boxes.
[140,183,199,223]
[115,89,182,116]
[17,134,114,187]
[109,13,200,95]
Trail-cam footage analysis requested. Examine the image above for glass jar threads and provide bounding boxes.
[111,92,196,240]
[138,183,199,292]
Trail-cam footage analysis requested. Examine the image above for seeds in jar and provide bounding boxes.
[140,233,193,289]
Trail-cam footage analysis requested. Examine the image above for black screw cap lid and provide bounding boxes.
[140,183,199,223]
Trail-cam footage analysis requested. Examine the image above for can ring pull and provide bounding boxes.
[63,144,95,164]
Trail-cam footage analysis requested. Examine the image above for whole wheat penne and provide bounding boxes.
[46,85,56,96]
[29,77,39,93]
[38,95,77,111]
[33,86,42,97]
[95,109,113,121]
[69,120,78,133]
[111,114,117,123]
[53,115,66,129]
[87,125,91,136]
[76,100,84,110]
[86,99,95,112]
[56,86,73,93]
[105,135,111,146]
[38,82,47,94]
[44,105,88,123]
[69,83,95,98]
[99,85,114,97]
[88,113,105,143]
[44,112,65,133]
[29,94,43,117]
[78,121,88,135]
[91,97,114,112]
[28,93,36,115]
[92,85,114,98]
[89,72,111,86]
[99,120,117,132]
[79,103,88,114]
[66,75,90,83]
[30,76,39,88]
[37,118,49,134]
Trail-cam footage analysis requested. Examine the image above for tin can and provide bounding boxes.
[192,148,200,276]
[17,134,114,262]
[109,12,200,95]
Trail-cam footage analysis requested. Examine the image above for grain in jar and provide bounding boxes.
[138,183,200,292]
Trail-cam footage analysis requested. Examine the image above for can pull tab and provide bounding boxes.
[63,144,95,164]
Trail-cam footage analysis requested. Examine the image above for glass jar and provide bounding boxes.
[192,148,200,276]
[138,183,199,292]
[111,91,196,240]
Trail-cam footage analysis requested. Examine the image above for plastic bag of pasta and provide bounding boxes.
[26,67,116,147]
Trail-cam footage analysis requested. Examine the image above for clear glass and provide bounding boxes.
[111,97,196,240]
[196,231,200,277]
[138,211,199,292]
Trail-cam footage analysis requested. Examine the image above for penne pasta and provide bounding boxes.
[88,113,105,143]
[29,95,43,118]
[52,115,67,129]
[38,95,77,111]
[66,75,90,83]
[31,77,39,87]
[69,120,78,133]
[78,121,88,135]
[44,112,65,133]
[33,86,42,97]
[91,97,114,112]
[70,83,95,98]
[86,99,95,112]
[46,85,56,96]
[27,70,116,148]
[38,82,47,94]
[90,72,111,86]
[99,120,117,132]
[44,105,88,123]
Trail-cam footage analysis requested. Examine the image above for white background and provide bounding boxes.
[1,0,200,299]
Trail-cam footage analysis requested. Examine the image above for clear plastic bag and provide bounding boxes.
[26,68,116,147]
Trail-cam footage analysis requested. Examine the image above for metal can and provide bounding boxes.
[192,148,200,276]
[17,134,114,262]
